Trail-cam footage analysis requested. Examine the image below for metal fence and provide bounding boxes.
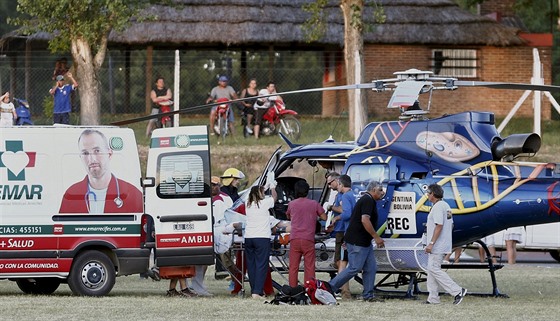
[0,49,327,119]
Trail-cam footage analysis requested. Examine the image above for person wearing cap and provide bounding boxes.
[49,71,78,124]
[206,75,238,135]
[220,168,245,202]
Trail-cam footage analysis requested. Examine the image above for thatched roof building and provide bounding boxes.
[107,0,524,48]
[1,0,525,50]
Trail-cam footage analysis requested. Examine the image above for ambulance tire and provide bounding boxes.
[68,250,116,296]
[16,278,61,295]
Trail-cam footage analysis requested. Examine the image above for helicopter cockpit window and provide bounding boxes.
[346,164,389,193]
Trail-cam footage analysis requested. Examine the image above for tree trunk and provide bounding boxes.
[341,0,367,139]
[71,37,101,125]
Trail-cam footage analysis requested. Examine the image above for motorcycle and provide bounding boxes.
[157,99,174,128]
[242,99,301,140]
[13,98,33,126]
[213,98,232,141]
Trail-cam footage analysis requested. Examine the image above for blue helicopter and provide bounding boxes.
[114,69,560,296]
[248,70,560,247]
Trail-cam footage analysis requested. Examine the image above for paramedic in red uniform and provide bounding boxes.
[59,129,143,213]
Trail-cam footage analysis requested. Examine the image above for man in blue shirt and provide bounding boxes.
[49,72,78,124]
[329,174,355,299]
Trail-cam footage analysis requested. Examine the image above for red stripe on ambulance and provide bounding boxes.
[0,236,140,251]
[157,232,213,248]
[0,258,72,273]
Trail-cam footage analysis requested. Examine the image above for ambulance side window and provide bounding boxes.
[156,151,210,198]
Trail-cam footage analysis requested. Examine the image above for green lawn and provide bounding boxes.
[0,265,558,321]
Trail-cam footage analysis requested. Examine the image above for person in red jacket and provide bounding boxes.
[59,129,143,214]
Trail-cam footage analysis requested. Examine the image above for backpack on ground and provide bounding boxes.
[304,277,337,305]
[268,285,310,305]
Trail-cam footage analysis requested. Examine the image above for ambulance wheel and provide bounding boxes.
[550,250,560,262]
[68,250,116,296]
[16,278,61,294]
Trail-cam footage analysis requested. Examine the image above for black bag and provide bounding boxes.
[268,285,310,305]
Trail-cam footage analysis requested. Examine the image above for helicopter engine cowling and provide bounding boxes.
[491,133,541,161]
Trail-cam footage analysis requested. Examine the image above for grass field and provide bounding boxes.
[0,264,558,321]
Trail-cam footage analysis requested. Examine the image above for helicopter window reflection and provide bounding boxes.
[346,164,389,194]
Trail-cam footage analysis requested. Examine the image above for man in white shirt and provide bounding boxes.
[424,183,467,305]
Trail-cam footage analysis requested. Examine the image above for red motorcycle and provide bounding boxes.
[243,100,301,140]
[213,98,232,140]
[158,100,174,128]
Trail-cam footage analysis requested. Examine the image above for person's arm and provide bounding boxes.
[206,89,215,104]
[12,104,17,119]
[67,72,78,89]
[425,224,443,254]
[49,85,57,95]
[150,89,158,103]
[270,187,277,202]
[240,89,251,107]
[362,215,384,248]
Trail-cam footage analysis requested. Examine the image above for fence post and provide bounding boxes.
[174,50,180,127]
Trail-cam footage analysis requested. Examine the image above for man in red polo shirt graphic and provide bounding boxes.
[59,129,142,214]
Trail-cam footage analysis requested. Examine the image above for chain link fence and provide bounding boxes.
[0,49,326,120]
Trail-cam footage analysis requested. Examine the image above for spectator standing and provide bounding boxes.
[244,184,277,299]
[424,183,467,305]
[49,72,78,125]
[207,75,238,135]
[146,76,172,137]
[286,180,327,287]
[240,78,259,135]
[478,234,497,264]
[328,181,385,302]
[0,92,16,127]
[328,174,355,299]
[504,227,523,264]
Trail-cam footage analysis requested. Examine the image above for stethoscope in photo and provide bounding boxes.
[84,174,123,213]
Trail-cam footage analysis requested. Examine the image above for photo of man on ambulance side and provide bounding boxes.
[59,129,143,214]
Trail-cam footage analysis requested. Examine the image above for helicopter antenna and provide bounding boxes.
[327,108,345,142]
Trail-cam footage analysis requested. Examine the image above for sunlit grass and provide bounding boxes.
[0,265,558,321]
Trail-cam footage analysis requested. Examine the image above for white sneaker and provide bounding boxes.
[245,126,253,134]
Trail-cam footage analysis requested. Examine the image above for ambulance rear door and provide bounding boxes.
[144,126,214,266]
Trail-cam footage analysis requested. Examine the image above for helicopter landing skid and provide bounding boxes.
[371,240,509,299]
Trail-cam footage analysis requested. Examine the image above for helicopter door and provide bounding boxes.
[144,126,214,267]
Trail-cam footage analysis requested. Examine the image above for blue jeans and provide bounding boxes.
[245,238,270,295]
[329,242,377,299]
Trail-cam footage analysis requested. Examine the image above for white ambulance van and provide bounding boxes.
[492,223,560,262]
[0,125,214,296]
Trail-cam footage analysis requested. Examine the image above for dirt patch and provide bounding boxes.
[210,145,280,183]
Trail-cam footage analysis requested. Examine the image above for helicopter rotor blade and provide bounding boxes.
[110,83,379,126]
[454,80,560,92]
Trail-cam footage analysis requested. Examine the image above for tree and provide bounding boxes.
[303,0,384,139]
[12,0,154,125]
